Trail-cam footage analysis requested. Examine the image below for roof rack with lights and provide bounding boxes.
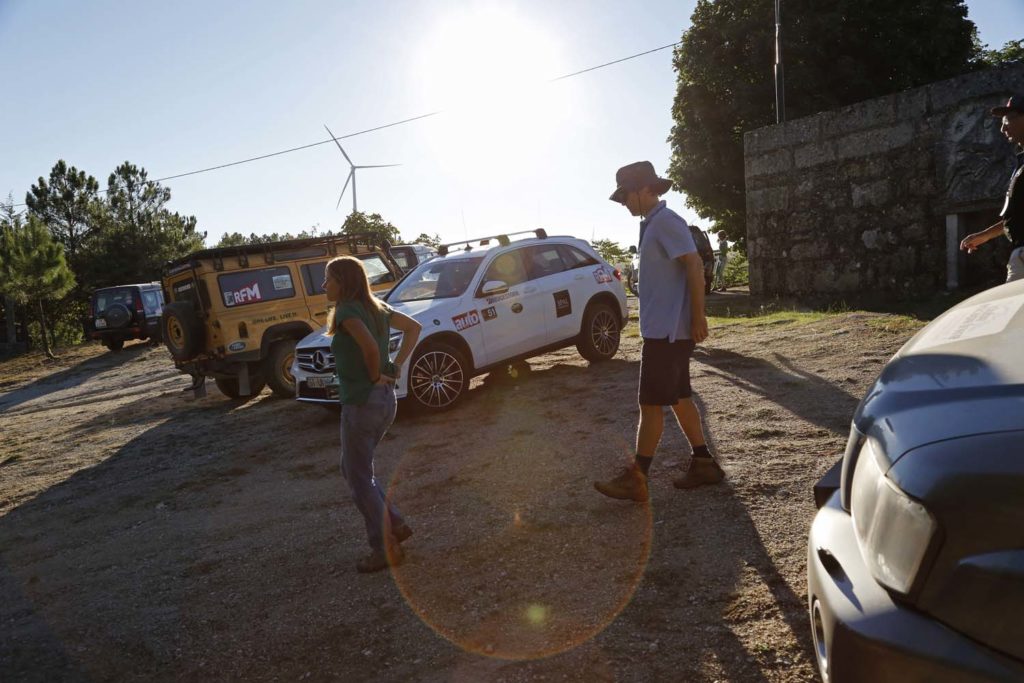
[437,228,547,256]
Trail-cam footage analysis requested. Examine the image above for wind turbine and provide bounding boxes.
[324,124,400,213]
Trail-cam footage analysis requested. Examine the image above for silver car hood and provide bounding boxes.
[855,280,1024,465]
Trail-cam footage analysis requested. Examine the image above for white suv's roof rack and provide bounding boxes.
[437,228,547,256]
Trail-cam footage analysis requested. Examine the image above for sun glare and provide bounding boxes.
[417,7,568,172]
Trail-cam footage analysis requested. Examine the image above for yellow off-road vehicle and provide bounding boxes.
[161,234,402,399]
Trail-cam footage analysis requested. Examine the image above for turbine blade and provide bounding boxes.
[335,171,353,210]
[323,124,353,166]
[354,164,401,169]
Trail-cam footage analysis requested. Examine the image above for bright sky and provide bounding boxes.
[0,0,1020,251]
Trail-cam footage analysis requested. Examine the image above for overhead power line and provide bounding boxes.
[12,41,680,206]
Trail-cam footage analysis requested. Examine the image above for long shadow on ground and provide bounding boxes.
[0,343,153,414]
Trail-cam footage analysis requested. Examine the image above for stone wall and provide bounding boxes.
[744,63,1024,302]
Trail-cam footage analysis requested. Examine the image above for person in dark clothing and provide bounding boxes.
[960,94,1024,283]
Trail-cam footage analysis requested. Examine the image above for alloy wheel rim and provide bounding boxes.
[591,311,620,356]
[410,350,464,408]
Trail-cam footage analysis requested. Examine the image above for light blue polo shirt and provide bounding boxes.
[637,201,697,342]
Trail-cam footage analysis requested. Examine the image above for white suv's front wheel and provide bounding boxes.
[408,342,468,413]
[576,302,620,362]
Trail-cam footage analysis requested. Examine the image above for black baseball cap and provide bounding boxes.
[991,94,1024,117]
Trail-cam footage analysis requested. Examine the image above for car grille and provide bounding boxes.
[296,347,336,373]
[297,381,338,402]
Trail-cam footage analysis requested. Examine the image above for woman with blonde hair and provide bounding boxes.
[323,256,422,573]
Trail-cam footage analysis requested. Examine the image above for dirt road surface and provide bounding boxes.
[0,296,923,682]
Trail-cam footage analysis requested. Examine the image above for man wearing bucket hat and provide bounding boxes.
[960,94,1024,283]
[594,161,723,503]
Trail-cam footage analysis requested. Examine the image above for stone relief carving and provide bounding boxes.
[940,105,1016,207]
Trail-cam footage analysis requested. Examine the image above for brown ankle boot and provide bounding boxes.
[673,457,725,489]
[594,465,649,502]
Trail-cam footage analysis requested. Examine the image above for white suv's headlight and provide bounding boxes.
[389,332,402,355]
[850,440,938,595]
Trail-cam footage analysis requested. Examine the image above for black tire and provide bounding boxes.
[214,369,266,400]
[104,338,124,352]
[163,302,204,362]
[576,302,621,362]
[627,272,639,297]
[264,339,298,398]
[408,342,469,413]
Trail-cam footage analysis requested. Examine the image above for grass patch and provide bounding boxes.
[865,315,925,336]
[708,309,836,328]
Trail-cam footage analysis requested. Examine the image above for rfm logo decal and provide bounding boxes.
[452,310,481,331]
[224,282,262,306]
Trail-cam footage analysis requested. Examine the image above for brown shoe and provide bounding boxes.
[393,523,413,544]
[673,457,725,489]
[594,466,649,502]
[356,544,404,573]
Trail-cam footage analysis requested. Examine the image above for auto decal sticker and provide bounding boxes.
[482,306,498,321]
[486,289,520,305]
[913,292,1024,350]
[272,274,292,291]
[452,310,482,332]
[224,281,262,306]
[553,290,572,318]
[593,266,613,284]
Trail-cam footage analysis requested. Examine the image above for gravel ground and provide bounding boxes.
[0,293,923,682]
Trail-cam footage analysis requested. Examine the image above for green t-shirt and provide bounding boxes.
[330,300,395,405]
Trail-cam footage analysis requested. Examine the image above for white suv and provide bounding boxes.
[292,230,628,413]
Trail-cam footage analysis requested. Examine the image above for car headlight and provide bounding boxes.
[850,439,938,595]
[389,332,402,355]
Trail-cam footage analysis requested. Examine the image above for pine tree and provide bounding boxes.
[0,214,76,358]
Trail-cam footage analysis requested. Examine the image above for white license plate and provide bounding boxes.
[95,318,107,328]
[306,375,331,389]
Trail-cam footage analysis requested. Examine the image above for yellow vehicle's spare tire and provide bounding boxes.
[163,302,204,361]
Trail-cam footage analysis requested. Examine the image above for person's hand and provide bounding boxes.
[960,233,984,253]
[376,374,397,386]
[691,313,709,344]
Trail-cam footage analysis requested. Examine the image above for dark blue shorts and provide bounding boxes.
[638,337,695,406]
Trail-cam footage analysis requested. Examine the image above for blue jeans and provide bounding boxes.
[340,384,404,551]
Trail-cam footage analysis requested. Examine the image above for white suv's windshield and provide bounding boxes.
[388,256,484,302]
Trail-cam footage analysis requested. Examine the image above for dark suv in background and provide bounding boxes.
[808,280,1024,682]
[85,283,164,351]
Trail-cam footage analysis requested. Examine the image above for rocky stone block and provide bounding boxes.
[747,149,793,177]
[794,143,836,169]
[852,180,891,208]
[836,124,915,160]
[823,97,896,138]
[747,186,790,214]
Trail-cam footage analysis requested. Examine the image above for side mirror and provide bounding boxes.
[481,280,509,296]
[628,245,637,254]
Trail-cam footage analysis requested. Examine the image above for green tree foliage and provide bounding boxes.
[341,211,401,245]
[592,238,629,265]
[83,162,206,286]
[24,160,100,263]
[669,0,978,247]
[976,39,1024,66]
[214,229,319,247]
[0,214,75,357]
[412,232,442,248]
